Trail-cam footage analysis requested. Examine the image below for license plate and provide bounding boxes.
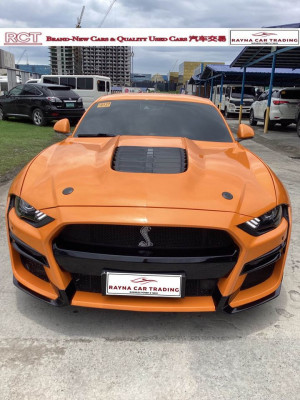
[105,272,182,298]
[65,102,75,108]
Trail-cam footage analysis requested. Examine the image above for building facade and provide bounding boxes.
[178,61,225,90]
[0,49,15,75]
[16,64,51,76]
[82,47,131,86]
[49,47,75,75]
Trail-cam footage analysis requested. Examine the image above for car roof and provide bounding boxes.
[95,93,215,105]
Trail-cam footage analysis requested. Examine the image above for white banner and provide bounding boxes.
[106,272,182,298]
[0,28,299,47]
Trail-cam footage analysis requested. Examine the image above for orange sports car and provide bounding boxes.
[6,94,291,313]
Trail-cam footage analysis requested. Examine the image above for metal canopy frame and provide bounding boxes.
[230,44,300,131]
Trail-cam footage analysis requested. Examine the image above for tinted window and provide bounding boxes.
[77,78,93,90]
[48,88,78,98]
[21,85,41,95]
[97,80,105,92]
[258,92,268,101]
[60,77,76,89]
[75,100,232,142]
[106,81,110,92]
[43,77,59,84]
[9,85,23,96]
[280,89,300,99]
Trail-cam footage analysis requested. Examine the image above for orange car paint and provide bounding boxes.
[6,94,291,312]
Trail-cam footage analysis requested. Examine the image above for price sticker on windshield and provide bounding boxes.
[97,102,111,108]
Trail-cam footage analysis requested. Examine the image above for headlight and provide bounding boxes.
[15,196,54,227]
[238,205,283,236]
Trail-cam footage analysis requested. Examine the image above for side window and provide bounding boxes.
[258,92,267,101]
[77,78,93,90]
[60,77,76,89]
[9,85,23,96]
[97,80,105,92]
[106,81,110,92]
[226,87,230,96]
[21,85,40,96]
[43,77,59,84]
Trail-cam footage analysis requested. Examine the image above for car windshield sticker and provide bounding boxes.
[97,102,111,108]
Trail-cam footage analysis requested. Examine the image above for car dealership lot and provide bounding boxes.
[0,121,299,400]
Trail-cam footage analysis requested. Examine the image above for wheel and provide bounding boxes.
[0,106,8,121]
[249,110,257,126]
[32,108,46,126]
[297,119,300,138]
[224,107,231,118]
[280,121,290,128]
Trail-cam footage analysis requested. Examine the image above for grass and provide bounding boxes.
[0,119,65,181]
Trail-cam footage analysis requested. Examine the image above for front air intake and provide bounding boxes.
[112,146,187,174]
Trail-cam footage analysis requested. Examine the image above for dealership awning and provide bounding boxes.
[230,46,300,69]
[194,64,300,86]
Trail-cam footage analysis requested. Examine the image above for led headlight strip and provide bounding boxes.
[14,196,54,227]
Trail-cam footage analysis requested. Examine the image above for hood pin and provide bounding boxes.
[62,187,74,195]
[222,192,233,200]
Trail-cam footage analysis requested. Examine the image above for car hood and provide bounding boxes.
[21,136,276,217]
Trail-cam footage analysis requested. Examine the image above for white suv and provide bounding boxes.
[249,87,300,128]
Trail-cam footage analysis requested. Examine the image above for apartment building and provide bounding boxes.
[82,46,131,86]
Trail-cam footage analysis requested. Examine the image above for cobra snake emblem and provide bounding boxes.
[138,226,153,247]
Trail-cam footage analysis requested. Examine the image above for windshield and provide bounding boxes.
[231,87,256,98]
[75,100,233,142]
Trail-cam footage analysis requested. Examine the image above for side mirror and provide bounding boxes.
[53,118,70,134]
[3,90,8,96]
[236,124,255,142]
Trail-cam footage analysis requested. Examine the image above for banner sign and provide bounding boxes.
[0,28,299,46]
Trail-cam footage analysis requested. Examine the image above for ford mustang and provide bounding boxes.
[6,94,291,313]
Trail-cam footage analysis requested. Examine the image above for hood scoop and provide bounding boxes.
[112,146,187,174]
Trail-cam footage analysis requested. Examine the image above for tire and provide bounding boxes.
[280,121,290,128]
[0,106,8,121]
[297,119,300,138]
[224,107,231,118]
[249,110,257,126]
[32,108,46,126]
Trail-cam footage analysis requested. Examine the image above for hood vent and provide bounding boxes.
[112,146,187,174]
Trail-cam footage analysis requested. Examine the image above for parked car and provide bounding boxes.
[249,87,300,128]
[0,83,85,126]
[6,94,291,313]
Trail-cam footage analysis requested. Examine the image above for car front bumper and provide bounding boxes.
[6,202,291,313]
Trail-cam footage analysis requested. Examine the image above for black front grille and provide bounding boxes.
[55,224,237,258]
[72,273,216,297]
[20,255,49,282]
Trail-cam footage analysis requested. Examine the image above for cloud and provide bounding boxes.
[0,0,299,74]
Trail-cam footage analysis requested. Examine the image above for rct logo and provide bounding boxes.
[5,32,42,45]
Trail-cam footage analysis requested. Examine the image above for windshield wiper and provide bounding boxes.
[77,133,116,137]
